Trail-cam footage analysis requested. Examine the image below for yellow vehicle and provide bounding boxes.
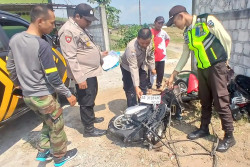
[0,10,68,125]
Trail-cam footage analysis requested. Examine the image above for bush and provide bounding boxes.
[110,24,149,51]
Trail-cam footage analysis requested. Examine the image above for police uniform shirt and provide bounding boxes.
[120,38,155,87]
[175,15,232,72]
[58,18,103,84]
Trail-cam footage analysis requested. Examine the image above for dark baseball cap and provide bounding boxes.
[74,3,98,21]
[155,16,165,23]
[166,5,187,27]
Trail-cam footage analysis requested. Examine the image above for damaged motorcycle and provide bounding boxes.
[108,89,182,146]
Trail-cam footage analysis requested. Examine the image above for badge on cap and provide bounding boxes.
[65,36,72,43]
[90,10,93,15]
[207,20,214,28]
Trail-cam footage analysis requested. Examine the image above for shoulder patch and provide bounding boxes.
[65,36,72,43]
[207,20,214,28]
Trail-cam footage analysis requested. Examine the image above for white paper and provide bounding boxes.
[102,50,120,71]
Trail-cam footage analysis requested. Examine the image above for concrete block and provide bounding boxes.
[211,0,217,6]
[200,7,205,14]
[212,6,224,13]
[229,20,237,30]
[235,43,243,53]
[223,20,229,28]
[243,43,250,55]
[225,0,233,10]
[231,54,239,63]
[238,30,249,41]
[232,30,238,40]
[232,0,240,10]
[237,20,242,29]
[248,18,250,29]
[246,69,250,77]
[205,7,212,13]
[241,19,248,29]
[233,0,240,10]
[234,66,246,75]
[218,1,226,8]
[239,0,247,9]
[243,56,250,67]
[195,8,200,15]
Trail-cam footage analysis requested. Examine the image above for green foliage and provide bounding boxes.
[106,5,121,29]
[87,0,111,5]
[87,0,121,29]
[115,25,142,49]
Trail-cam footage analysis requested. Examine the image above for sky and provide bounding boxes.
[53,0,192,24]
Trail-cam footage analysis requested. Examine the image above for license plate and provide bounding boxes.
[140,95,161,104]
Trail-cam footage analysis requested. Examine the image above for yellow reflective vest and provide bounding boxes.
[187,14,227,69]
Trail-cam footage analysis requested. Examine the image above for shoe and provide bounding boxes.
[36,149,53,162]
[156,86,163,92]
[84,127,107,137]
[216,132,236,152]
[187,124,210,140]
[54,148,78,167]
[94,117,104,123]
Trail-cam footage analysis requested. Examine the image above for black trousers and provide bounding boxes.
[75,77,98,128]
[198,61,234,132]
[148,61,165,89]
[121,66,147,107]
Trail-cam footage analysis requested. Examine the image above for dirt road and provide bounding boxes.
[1,44,250,167]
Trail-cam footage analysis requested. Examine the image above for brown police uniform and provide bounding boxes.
[58,17,103,130]
[120,38,155,107]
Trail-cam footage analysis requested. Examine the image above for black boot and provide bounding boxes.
[187,124,210,140]
[94,117,104,123]
[216,132,236,152]
[84,126,106,137]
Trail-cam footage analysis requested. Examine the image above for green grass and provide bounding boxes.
[109,26,184,51]
[163,27,184,44]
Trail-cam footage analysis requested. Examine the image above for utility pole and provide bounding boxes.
[139,0,141,25]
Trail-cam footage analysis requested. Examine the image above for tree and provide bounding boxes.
[87,0,111,6]
[87,0,121,29]
[105,5,121,29]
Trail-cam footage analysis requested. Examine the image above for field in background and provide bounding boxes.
[109,26,184,55]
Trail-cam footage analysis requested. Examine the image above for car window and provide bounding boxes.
[0,26,9,60]
[2,25,27,39]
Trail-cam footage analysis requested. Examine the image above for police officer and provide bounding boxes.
[166,5,235,152]
[120,28,156,107]
[6,5,77,166]
[59,3,107,137]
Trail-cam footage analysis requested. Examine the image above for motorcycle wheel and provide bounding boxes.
[108,115,138,141]
[174,79,191,103]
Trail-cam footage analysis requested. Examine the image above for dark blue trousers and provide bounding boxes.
[121,66,147,107]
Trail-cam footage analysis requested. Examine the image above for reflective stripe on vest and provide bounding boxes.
[187,20,227,69]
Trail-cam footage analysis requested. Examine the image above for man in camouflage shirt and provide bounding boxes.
[7,5,77,166]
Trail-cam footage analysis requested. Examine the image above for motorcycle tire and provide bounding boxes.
[174,79,192,103]
[108,115,139,142]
